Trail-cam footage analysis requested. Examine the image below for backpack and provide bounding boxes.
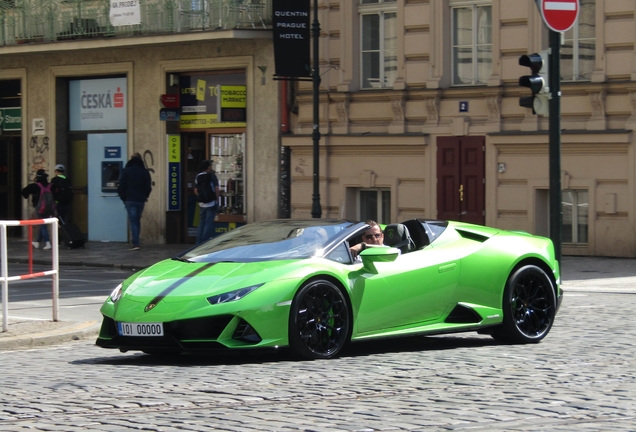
[36,183,57,217]
[53,177,74,205]
[196,172,216,204]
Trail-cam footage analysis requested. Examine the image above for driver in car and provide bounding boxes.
[349,220,385,259]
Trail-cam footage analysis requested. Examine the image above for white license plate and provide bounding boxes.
[118,322,164,337]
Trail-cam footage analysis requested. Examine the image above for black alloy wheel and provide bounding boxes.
[289,279,351,359]
[491,264,557,344]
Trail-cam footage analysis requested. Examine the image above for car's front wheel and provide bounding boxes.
[289,279,351,359]
[491,264,556,344]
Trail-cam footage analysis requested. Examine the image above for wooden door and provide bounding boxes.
[70,139,88,233]
[436,136,485,225]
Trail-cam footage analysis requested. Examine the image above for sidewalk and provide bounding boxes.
[3,239,192,271]
[1,238,635,350]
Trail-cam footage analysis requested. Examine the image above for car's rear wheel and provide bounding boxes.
[491,264,556,344]
[289,279,351,359]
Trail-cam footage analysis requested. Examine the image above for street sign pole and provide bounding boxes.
[311,0,322,218]
[549,30,562,264]
[537,0,578,265]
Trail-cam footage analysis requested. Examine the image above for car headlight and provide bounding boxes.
[207,283,264,305]
[110,283,123,303]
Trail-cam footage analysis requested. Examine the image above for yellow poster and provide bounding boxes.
[220,86,247,108]
[180,114,246,129]
[196,79,206,102]
[168,135,180,162]
[180,114,217,129]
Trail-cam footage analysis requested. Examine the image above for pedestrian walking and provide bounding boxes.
[117,152,152,251]
[195,160,220,244]
[21,168,56,250]
[50,163,73,224]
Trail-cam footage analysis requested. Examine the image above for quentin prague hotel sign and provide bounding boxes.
[273,0,311,78]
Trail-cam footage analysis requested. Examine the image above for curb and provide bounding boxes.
[0,321,101,350]
[9,258,150,271]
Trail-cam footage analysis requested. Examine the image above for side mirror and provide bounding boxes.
[360,246,399,273]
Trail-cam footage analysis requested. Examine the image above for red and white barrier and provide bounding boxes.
[0,218,59,332]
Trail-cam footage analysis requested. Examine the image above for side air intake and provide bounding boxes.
[445,304,483,324]
[456,229,490,243]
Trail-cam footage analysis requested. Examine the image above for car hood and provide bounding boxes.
[121,258,300,304]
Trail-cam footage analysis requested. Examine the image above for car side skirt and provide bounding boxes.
[351,303,502,341]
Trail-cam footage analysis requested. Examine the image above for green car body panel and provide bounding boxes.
[97,219,561,357]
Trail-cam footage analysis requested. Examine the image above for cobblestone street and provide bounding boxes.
[1,289,634,431]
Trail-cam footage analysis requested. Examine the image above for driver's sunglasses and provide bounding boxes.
[364,233,382,240]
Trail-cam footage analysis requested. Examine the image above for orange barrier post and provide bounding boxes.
[28,225,33,275]
[1,218,60,332]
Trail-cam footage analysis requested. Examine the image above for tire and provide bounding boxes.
[288,279,351,359]
[491,265,557,344]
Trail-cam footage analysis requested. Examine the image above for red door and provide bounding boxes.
[437,136,485,225]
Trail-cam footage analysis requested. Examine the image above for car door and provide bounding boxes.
[353,245,460,335]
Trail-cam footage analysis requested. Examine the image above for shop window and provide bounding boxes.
[561,0,595,81]
[210,134,245,219]
[359,189,390,224]
[360,0,397,89]
[562,190,588,244]
[451,2,492,86]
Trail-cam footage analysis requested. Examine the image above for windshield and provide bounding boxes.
[179,220,355,263]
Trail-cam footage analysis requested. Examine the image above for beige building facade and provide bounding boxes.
[2,0,635,258]
[0,1,279,244]
[282,0,636,258]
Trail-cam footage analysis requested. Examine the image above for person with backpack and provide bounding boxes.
[50,164,73,224]
[117,153,152,251]
[194,160,220,244]
[21,169,56,250]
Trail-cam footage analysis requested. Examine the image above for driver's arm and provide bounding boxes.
[349,242,366,258]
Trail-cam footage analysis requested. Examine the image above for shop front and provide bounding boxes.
[165,71,248,244]
[64,76,129,242]
[5,35,279,245]
[0,80,22,237]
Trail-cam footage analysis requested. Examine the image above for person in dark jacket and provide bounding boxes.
[194,160,220,244]
[21,169,53,250]
[50,163,73,224]
[117,153,152,250]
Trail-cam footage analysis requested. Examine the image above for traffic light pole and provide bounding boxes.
[549,30,562,264]
[311,0,322,219]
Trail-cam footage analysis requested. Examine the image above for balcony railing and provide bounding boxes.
[0,0,271,45]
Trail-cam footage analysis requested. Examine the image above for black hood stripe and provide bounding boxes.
[144,263,216,312]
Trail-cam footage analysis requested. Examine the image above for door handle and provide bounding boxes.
[438,263,457,273]
[459,184,464,202]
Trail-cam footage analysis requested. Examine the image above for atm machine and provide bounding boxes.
[87,133,128,242]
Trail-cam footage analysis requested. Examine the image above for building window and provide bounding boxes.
[359,189,391,224]
[562,190,588,244]
[451,2,492,85]
[360,0,397,89]
[561,0,595,81]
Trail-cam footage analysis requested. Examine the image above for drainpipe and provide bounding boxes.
[280,80,290,133]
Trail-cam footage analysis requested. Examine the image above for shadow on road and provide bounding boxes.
[77,334,498,367]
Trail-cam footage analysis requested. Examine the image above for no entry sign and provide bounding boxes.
[541,0,579,32]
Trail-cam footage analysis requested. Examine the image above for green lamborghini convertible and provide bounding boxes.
[96,219,562,359]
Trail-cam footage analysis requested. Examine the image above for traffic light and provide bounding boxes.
[519,50,550,116]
